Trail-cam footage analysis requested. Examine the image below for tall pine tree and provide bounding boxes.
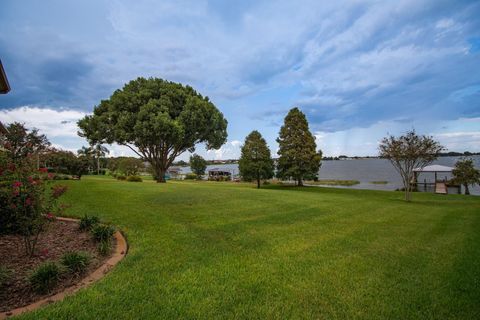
[239,130,274,188]
[276,108,322,186]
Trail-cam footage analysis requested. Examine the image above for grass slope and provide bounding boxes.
[18,176,480,319]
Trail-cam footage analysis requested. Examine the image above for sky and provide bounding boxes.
[0,0,479,160]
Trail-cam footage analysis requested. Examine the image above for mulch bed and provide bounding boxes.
[0,219,114,312]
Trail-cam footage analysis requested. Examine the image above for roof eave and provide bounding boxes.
[0,60,11,94]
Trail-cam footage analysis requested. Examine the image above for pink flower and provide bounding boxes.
[12,190,19,196]
[12,181,22,188]
[41,248,49,256]
[25,198,32,206]
[46,212,55,221]
[47,173,54,179]
[39,167,48,173]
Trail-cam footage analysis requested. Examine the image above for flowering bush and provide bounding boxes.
[1,123,67,256]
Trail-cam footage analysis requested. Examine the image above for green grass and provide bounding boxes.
[306,179,360,186]
[17,176,480,319]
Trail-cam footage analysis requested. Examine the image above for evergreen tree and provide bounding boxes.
[190,154,207,178]
[239,130,274,188]
[276,108,322,186]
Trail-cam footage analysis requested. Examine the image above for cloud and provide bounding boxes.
[1,0,480,157]
[0,106,86,138]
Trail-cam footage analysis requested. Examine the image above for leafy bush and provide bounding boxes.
[185,173,197,180]
[116,175,126,181]
[61,251,90,274]
[126,175,142,182]
[0,124,69,256]
[79,214,100,231]
[91,224,115,243]
[0,266,12,287]
[29,262,61,294]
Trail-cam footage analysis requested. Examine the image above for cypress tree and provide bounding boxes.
[276,107,322,186]
[239,130,274,188]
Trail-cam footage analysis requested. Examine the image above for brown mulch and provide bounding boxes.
[0,219,114,312]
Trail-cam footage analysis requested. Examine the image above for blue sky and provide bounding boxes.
[1,0,479,159]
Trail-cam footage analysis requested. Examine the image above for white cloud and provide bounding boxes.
[0,106,87,138]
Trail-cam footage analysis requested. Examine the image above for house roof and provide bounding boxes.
[0,60,10,94]
[413,164,454,172]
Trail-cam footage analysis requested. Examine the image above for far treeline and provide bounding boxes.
[2,77,478,201]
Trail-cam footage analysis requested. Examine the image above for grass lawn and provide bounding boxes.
[18,176,480,319]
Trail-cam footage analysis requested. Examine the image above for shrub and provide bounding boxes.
[61,251,90,274]
[79,214,100,231]
[185,173,197,180]
[126,175,142,182]
[91,224,115,243]
[116,175,126,181]
[29,262,61,294]
[0,266,12,287]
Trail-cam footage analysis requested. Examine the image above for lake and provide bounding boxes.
[178,156,480,195]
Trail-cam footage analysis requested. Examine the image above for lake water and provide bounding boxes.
[178,156,480,195]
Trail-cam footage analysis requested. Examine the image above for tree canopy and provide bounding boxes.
[190,154,207,178]
[78,77,228,182]
[452,158,480,195]
[276,108,322,186]
[1,122,50,164]
[379,130,444,201]
[239,130,274,188]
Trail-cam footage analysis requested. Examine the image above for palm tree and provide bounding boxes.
[77,146,93,173]
[92,144,109,175]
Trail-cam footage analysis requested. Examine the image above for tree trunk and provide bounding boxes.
[257,178,260,189]
[298,177,303,187]
[97,157,100,175]
[404,177,411,202]
[154,165,166,183]
[464,183,470,195]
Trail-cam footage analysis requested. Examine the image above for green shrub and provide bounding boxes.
[126,175,143,182]
[61,251,90,274]
[91,224,115,243]
[29,262,61,294]
[97,241,112,256]
[0,266,12,287]
[79,214,100,231]
[185,173,197,180]
[117,175,126,181]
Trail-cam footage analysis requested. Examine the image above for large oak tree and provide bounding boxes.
[78,78,228,182]
[276,108,322,186]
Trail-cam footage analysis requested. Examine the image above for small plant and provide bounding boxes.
[97,241,111,256]
[116,175,126,181]
[185,173,197,180]
[0,266,12,287]
[126,175,143,182]
[29,262,61,294]
[61,251,90,274]
[91,224,115,243]
[79,214,100,231]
